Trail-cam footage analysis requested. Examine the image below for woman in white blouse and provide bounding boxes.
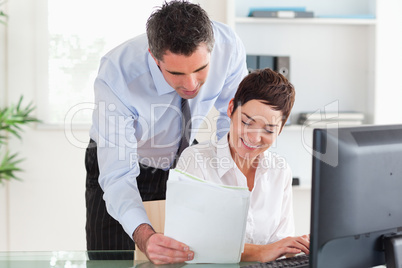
[176,68,310,262]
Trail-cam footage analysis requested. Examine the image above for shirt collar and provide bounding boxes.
[216,133,236,178]
[148,52,176,96]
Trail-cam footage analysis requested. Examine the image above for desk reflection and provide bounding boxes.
[0,251,248,268]
[135,262,241,268]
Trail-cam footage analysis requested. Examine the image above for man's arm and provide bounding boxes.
[92,58,195,264]
[93,84,194,264]
[214,29,248,140]
[92,75,151,235]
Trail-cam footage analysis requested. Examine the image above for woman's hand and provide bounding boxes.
[241,234,310,263]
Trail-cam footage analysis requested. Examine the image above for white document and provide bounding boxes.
[164,169,250,263]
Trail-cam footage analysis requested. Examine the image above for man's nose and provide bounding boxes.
[183,74,197,90]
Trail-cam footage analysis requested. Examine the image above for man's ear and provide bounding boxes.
[227,98,235,117]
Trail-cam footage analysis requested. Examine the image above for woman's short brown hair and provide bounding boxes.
[232,68,295,129]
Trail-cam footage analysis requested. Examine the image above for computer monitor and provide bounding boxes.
[310,124,402,268]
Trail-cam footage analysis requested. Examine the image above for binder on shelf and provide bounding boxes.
[275,56,290,79]
[248,7,307,15]
[250,10,314,18]
[246,55,290,80]
[248,7,314,18]
[164,169,250,263]
[246,55,258,73]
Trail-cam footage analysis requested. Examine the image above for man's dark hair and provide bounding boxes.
[146,0,214,61]
[232,68,296,129]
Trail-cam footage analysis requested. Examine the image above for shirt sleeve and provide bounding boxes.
[90,64,151,239]
[176,146,206,180]
[214,31,248,141]
[271,165,296,241]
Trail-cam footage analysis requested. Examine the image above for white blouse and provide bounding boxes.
[176,133,295,245]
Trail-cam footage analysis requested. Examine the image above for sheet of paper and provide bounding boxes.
[164,169,250,263]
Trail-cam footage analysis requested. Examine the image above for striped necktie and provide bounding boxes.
[172,98,192,168]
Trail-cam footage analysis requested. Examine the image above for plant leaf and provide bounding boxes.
[0,151,24,182]
[0,96,41,140]
[0,95,39,183]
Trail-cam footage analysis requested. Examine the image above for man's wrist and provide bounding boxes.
[132,223,156,252]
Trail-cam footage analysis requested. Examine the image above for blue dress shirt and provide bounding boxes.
[89,21,248,238]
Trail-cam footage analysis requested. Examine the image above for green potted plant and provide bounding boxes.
[1,2,40,183]
[0,0,7,25]
[0,97,40,183]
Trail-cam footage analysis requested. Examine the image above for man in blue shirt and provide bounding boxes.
[85,0,247,264]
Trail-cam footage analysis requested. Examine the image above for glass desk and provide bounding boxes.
[0,251,248,268]
[0,251,388,268]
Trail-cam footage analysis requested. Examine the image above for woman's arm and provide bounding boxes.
[241,235,310,263]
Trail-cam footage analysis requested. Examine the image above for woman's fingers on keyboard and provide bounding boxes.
[294,236,310,254]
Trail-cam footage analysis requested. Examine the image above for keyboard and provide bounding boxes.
[243,254,309,268]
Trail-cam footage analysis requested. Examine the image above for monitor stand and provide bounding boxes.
[384,232,402,268]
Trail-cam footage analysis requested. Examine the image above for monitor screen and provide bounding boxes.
[310,124,402,268]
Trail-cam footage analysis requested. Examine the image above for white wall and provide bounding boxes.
[0,2,9,252]
[3,0,88,251]
[7,130,88,251]
[195,0,229,24]
[292,187,311,236]
[374,0,402,124]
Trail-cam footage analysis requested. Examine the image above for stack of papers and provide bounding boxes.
[165,169,250,263]
[298,111,365,127]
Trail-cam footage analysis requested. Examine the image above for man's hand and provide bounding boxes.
[133,223,194,264]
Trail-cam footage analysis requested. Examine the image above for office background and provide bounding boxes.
[1,0,401,251]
